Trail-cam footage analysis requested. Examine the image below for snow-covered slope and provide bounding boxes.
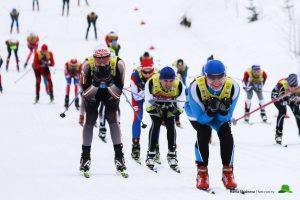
[0,0,300,199]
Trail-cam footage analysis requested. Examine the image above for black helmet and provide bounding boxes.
[287,73,298,87]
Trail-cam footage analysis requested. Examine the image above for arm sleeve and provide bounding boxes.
[242,71,249,86]
[175,81,186,110]
[130,73,144,101]
[64,63,69,76]
[185,81,214,124]
[49,52,55,66]
[145,80,156,111]
[263,71,267,85]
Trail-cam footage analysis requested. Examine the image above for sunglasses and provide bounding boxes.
[142,70,154,75]
[206,73,225,80]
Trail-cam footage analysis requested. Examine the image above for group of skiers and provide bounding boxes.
[3,4,300,193]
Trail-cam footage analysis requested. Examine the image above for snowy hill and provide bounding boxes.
[0,0,300,199]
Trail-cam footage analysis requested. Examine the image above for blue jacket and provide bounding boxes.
[185,77,240,131]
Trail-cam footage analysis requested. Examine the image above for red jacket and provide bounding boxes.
[33,50,54,70]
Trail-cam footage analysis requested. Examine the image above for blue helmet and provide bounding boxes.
[12,8,16,12]
[252,65,261,71]
[159,66,176,80]
[204,60,225,75]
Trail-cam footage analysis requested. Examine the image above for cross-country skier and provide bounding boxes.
[242,65,268,123]
[5,38,19,71]
[62,0,70,16]
[79,45,127,177]
[0,56,3,93]
[24,32,39,68]
[64,59,81,109]
[85,12,98,40]
[271,73,300,145]
[10,8,19,34]
[130,58,156,163]
[33,44,55,103]
[185,60,240,190]
[105,31,118,46]
[144,66,185,172]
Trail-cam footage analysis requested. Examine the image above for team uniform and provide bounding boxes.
[5,39,19,71]
[130,59,156,162]
[33,44,55,103]
[185,60,240,190]
[271,74,300,145]
[145,67,185,171]
[86,12,98,40]
[10,9,19,34]
[25,33,39,68]
[64,59,81,109]
[79,45,127,177]
[242,65,268,122]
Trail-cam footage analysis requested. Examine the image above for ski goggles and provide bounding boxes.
[205,73,225,80]
[142,69,154,75]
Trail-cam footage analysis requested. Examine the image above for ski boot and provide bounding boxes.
[196,166,209,190]
[0,85,2,93]
[167,150,180,172]
[222,166,237,190]
[49,91,54,102]
[75,98,80,110]
[260,109,267,122]
[275,130,283,145]
[79,115,84,126]
[244,108,250,123]
[146,151,156,170]
[35,94,39,104]
[155,144,161,164]
[131,139,141,163]
[80,154,91,178]
[16,64,20,72]
[176,119,181,127]
[114,144,128,178]
[24,62,28,69]
[80,145,91,178]
[98,126,107,143]
[64,95,69,109]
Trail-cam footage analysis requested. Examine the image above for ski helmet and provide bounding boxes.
[251,65,261,71]
[70,59,77,65]
[93,45,111,58]
[41,44,48,51]
[177,59,184,66]
[159,66,176,80]
[141,58,154,71]
[204,60,225,75]
[287,73,298,87]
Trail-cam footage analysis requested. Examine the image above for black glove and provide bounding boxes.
[219,98,232,115]
[93,66,113,87]
[206,97,220,117]
[280,96,289,106]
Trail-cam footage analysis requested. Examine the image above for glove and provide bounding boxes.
[93,66,114,87]
[219,98,232,115]
[40,60,49,68]
[206,97,220,117]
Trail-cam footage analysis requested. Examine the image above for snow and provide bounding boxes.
[0,0,300,199]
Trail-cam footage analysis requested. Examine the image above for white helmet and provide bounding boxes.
[93,45,111,58]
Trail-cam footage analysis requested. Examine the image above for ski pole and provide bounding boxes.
[123,87,144,99]
[14,68,32,84]
[122,90,147,128]
[60,90,82,118]
[232,86,300,125]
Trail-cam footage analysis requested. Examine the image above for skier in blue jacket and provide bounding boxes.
[185,60,240,191]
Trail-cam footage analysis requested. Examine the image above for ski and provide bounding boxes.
[81,170,90,178]
[117,169,129,178]
[147,165,158,173]
[132,157,142,164]
[170,165,181,173]
[275,143,288,148]
[199,188,215,194]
